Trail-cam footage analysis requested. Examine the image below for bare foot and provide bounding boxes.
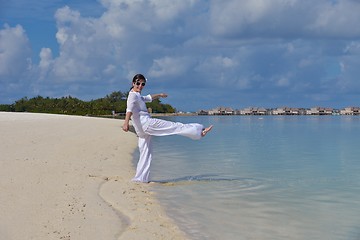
[201,125,213,137]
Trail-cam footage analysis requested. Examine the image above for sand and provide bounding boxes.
[0,112,187,240]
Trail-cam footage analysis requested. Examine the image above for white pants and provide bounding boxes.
[132,117,204,182]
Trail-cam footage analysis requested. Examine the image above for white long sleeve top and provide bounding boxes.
[126,91,152,137]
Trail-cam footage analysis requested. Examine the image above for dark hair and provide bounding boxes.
[132,73,146,83]
[130,73,146,90]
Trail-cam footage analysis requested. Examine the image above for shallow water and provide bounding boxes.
[138,116,360,240]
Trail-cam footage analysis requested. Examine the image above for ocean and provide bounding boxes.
[134,115,360,240]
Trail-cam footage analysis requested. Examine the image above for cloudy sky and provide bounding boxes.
[1,0,360,111]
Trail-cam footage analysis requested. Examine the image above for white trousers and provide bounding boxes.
[132,117,204,182]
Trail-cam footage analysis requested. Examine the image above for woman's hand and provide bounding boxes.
[123,112,132,132]
[122,122,129,132]
[152,93,168,100]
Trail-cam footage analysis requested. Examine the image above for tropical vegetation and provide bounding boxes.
[0,91,176,116]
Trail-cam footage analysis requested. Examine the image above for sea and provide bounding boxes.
[133,115,360,240]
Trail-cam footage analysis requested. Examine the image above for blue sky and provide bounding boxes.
[1,0,360,111]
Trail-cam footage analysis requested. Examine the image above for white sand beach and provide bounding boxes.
[0,112,187,240]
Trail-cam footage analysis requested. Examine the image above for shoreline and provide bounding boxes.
[0,112,187,240]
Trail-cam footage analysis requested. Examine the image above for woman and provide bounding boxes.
[122,73,213,183]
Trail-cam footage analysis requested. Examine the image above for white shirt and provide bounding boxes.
[126,91,152,137]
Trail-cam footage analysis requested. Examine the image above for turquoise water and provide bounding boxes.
[140,116,360,240]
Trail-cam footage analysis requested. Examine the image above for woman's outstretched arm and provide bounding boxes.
[151,93,168,100]
[122,111,132,132]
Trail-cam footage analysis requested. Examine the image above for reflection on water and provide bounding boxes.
[142,116,360,240]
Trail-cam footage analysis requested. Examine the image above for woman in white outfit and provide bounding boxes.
[122,73,213,183]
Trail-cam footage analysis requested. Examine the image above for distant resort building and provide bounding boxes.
[238,107,267,115]
[272,107,304,115]
[306,107,334,115]
[340,107,360,115]
[207,107,235,115]
[197,106,360,116]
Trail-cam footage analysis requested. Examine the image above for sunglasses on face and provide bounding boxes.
[135,81,146,86]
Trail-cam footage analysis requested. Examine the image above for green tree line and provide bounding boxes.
[0,91,176,116]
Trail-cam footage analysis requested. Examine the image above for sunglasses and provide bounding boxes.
[135,81,146,86]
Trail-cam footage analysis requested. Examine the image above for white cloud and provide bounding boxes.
[309,0,360,37]
[210,0,360,39]
[44,1,201,84]
[196,56,237,72]
[39,48,53,79]
[194,55,239,87]
[337,42,360,92]
[55,28,68,45]
[0,24,31,81]
[55,5,81,24]
[99,0,197,34]
[48,6,124,82]
[149,0,198,20]
[343,41,360,55]
[148,56,191,78]
[103,64,116,75]
[276,76,291,87]
[209,0,299,37]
